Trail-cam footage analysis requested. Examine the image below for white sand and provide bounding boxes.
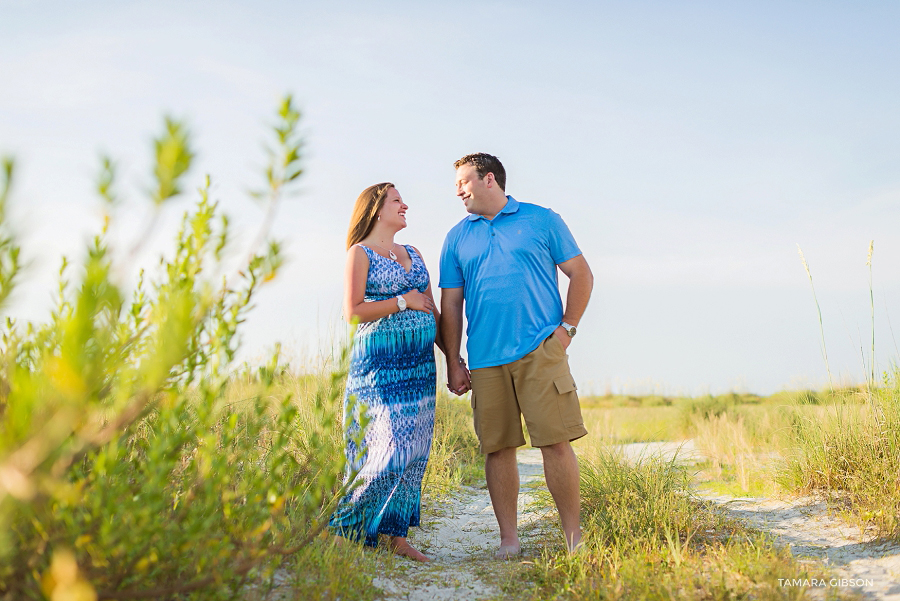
[268,441,900,600]
[620,440,900,600]
[373,448,548,600]
[700,494,900,600]
[377,442,900,600]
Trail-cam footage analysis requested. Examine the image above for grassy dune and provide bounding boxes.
[361,380,893,600]
[517,450,822,601]
[502,381,899,599]
[577,382,900,536]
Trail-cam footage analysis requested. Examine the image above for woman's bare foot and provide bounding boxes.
[389,536,431,562]
[330,533,346,547]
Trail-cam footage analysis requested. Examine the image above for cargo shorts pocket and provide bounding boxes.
[554,375,576,394]
[553,375,583,428]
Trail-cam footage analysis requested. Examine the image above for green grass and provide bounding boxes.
[576,406,683,443]
[689,411,782,497]
[255,376,892,599]
[275,370,896,599]
[580,383,900,536]
[509,449,836,600]
[780,376,900,537]
[695,462,775,498]
[422,392,483,500]
[577,391,792,444]
[247,538,385,601]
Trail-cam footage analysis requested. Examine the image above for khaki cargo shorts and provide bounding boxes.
[469,334,588,454]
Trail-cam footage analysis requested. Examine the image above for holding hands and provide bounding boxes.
[447,356,471,396]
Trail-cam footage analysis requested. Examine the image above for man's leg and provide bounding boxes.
[540,440,581,550]
[485,446,520,557]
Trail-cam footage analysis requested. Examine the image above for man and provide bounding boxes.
[439,153,593,558]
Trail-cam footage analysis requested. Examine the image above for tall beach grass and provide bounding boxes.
[518,449,825,600]
[780,377,900,536]
[780,241,900,536]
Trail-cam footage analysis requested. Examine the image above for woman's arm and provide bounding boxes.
[343,246,399,323]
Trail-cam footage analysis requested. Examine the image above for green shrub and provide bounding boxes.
[643,395,672,407]
[677,394,737,436]
[791,389,822,405]
[0,98,366,600]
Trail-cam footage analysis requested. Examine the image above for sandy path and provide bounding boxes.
[322,441,900,600]
[698,494,900,600]
[373,448,548,600]
[624,441,900,600]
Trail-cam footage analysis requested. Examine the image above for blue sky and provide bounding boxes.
[2,1,899,394]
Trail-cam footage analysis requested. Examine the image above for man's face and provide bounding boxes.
[455,163,489,215]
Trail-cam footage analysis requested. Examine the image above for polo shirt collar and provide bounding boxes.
[466,195,520,221]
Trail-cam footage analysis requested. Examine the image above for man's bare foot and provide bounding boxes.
[495,543,521,559]
[566,531,582,553]
[389,536,431,562]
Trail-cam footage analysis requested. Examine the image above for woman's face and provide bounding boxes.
[377,187,408,230]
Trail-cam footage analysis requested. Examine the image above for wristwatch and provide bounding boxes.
[560,321,577,337]
[396,295,407,311]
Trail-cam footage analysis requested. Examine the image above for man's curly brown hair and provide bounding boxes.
[454,153,506,191]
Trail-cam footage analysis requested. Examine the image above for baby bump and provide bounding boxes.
[354,310,436,361]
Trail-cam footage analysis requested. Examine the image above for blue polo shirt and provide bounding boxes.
[439,196,582,369]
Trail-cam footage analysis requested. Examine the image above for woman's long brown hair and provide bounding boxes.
[346,182,395,249]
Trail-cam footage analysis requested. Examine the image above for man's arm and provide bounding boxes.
[553,254,594,349]
[440,286,471,395]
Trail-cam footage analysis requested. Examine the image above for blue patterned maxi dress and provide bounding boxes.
[329,244,437,547]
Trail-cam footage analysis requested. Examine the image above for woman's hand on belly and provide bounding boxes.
[401,290,434,314]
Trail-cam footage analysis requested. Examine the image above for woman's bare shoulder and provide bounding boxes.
[347,244,370,263]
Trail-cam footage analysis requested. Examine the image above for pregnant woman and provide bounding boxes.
[329,182,442,562]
